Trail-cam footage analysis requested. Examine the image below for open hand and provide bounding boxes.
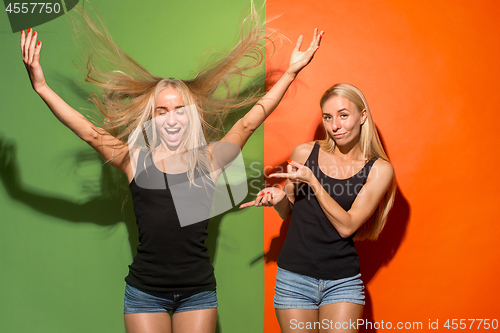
[20,28,46,92]
[287,28,324,76]
[239,187,287,209]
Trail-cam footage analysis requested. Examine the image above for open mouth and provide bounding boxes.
[164,127,183,144]
[166,128,181,135]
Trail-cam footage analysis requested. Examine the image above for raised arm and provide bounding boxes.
[220,29,324,149]
[20,29,131,178]
[270,159,394,238]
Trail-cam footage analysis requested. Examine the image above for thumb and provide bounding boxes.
[287,160,303,169]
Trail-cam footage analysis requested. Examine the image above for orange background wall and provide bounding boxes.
[263,0,500,331]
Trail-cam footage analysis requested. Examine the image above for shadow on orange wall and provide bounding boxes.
[356,187,410,332]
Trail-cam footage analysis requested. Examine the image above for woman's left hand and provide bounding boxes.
[287,28,324,77]
[268,160,316,185]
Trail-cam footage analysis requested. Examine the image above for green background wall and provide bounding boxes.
[0,1,265,332]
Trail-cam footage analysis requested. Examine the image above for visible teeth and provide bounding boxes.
[166,128,180,134]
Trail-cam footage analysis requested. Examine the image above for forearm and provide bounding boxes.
[246,28,322,129]
[309,178,355,238]
[242,71,296,130]
[274,194,293,220]
[36,84,98,142]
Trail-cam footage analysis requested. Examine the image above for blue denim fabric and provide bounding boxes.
[274,267,365,309]
[124,284,217,314]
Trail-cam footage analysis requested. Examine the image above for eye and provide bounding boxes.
[340,114,348,119]
[176,110,185,116]
[323,115,332,120]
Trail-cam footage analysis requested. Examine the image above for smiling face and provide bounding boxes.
[154,86,189,150]
[321,95,367,147]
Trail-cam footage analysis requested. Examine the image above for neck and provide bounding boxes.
[333,138,364,161]
[160,141,185,156]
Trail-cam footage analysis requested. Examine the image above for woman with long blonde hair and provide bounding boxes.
[19,4,324,332]
[241,83,396,333]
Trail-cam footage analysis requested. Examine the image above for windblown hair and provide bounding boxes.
[71,1,268,184]
[319,83,396,240]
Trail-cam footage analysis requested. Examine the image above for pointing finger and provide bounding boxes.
[268,172,290,179]
[239,200,256,209]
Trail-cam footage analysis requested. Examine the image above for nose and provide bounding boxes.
[164,112,177,126]
[331,117,340,132]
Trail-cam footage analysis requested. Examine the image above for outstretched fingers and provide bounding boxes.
[20,28,46,92]
[21,28,42,66]
[20,30,26,56]
[287,28,324,75]
[308,28,319,50]
[308,29,324,55]
[33,40,42,64]
[300,29,324,65]
[293,34,304,52]
[28,30,38,64]
[23,28,33,62]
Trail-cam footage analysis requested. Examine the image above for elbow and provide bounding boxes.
[275,205,291,220]
[81,128,99,145]
[337,226,357,239]
[241,117,258,134]
[278,211,291,221]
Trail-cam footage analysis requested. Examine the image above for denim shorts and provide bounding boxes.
[274,267,365,309]
[124,284,218,314]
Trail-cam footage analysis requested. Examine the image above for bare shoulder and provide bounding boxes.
[289,141,316,164]
[369,158,394,183]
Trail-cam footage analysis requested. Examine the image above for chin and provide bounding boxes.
[161,133,185,147]
[164,139,182,149]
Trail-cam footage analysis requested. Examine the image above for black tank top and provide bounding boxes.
[125,150,216,294]
[277,142,377,280]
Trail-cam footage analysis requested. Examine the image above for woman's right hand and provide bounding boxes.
[239,187,287,209]
[20,28,46,92]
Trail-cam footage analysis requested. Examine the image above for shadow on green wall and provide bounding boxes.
[0,71,265,333]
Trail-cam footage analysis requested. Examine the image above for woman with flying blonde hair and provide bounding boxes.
[241,83,396,333]
[19,4,324,332]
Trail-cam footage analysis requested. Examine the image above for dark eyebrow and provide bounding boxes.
[155,105,185,110]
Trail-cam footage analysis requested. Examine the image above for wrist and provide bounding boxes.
[284,70,297,80]
[276,193,289,208]
[275,194,292,218]
[34,82,49,95]
[308,177,322,193]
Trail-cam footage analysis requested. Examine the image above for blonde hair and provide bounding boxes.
[319,83,396,240]
[71,1,268,184]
